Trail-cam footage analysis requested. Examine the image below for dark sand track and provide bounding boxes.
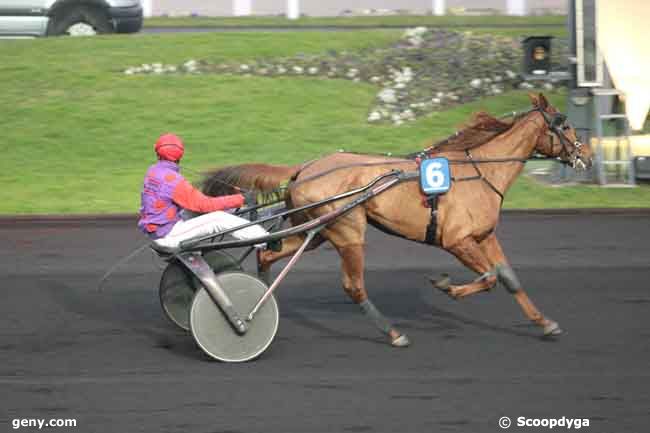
[1,212,649,432]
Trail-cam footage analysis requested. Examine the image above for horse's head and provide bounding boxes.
[530,93,593,170]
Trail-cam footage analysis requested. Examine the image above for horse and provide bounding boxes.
[202,93,593,347]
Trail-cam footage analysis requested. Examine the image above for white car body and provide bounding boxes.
[0,0,142,36]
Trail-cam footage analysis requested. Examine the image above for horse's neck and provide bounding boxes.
[471,112,543,195]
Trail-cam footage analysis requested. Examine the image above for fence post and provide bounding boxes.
[233,0,252,16]
[142,0,152,17]
[287,0,300,20]
[432,0,445,16]
[506,0,527,16]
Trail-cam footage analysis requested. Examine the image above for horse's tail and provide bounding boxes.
[201,163,301,200]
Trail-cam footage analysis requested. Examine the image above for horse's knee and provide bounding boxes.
[495,264,521,294]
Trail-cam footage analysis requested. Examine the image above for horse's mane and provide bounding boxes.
[424,111,520,155]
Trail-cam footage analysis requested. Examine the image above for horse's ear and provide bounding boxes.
[528,93,540,107]
[538,93,549,110]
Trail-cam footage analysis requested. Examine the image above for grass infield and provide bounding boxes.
[0,30,648,214]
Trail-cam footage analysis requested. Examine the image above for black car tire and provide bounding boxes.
[47,6,114,36]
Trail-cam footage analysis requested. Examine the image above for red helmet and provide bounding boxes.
[154,133,184,161]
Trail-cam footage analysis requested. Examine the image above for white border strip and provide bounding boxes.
[576,0,603,87]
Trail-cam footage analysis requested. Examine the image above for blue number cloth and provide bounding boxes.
[420,157,451,195]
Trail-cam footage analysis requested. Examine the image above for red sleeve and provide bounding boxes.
[172,179,245,213]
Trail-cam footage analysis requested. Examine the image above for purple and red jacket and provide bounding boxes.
[138,160,244,239]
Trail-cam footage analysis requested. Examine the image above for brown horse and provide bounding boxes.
[203,94,592,347]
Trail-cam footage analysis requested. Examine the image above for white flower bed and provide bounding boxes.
[378,88,398,104]
[122,28,568,126]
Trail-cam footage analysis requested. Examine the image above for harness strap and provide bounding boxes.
[466,150,505,204]
[452,175,482,182]
[290,159,317,182]
[288,157,413,191]
[424,194,439,245]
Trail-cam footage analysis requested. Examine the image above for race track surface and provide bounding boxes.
[1,212,649,433]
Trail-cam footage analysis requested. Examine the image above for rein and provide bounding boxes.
[205,106,581,206]
[460,150,511,202]
[263,151,526,207]
[287,158,414,191]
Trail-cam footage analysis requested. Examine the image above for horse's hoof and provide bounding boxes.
[430,273,451,292]
[543,320,563,336]
[391,334,411,348]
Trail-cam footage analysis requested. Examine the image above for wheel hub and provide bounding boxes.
[67,22,97,36]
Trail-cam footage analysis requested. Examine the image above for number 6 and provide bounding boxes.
[426,162,445,188]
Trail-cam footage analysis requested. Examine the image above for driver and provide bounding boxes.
[138,133,268,251]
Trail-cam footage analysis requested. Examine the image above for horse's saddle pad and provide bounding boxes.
[420,157,451,195]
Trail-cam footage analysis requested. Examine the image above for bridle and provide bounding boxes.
[538,109,586,170]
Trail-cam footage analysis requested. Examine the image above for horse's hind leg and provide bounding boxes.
[479,233,562,336]
[337,244,409,347]
[434,236,497,299]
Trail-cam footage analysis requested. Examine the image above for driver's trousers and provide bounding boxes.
[152,211,268,250]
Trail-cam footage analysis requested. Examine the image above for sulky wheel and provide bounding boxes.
[190,272,279,363]
[159,251,241,331]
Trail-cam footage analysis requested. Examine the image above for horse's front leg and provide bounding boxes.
[479,233,562,336]
[432,236,497,299]
[337,244,410,348]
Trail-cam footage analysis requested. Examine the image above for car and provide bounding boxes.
[0,0,143,37]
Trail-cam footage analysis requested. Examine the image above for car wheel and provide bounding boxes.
[47,6,114,37]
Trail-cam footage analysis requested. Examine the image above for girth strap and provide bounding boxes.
[424,194,439,245]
